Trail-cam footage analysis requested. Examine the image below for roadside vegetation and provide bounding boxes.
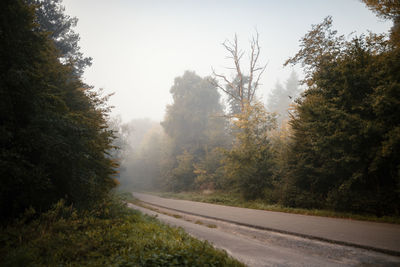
[2,0,400,265]
[1,1,245,266]
[0,194,244,267]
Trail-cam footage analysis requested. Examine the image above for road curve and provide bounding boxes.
[127,203,343,267]
[132,192,400,255]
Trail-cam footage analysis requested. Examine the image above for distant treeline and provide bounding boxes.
[119,1,400,216]
[1,0,117,221]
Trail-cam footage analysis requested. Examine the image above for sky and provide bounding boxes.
[63,0,391,122]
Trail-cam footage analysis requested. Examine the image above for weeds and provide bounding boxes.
[0,194,244,266]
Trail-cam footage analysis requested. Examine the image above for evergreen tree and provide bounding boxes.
[0,0,115,219]
[27,0,92,77]
[285,16,400,215]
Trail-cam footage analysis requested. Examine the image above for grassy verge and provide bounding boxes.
[0,194,244,267]
[151,191,400,224]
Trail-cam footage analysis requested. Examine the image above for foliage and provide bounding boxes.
[284,15,400,215]
[27,0,92,77]
[194,147,225,190]
[168,150,196,192]
[162,71,226,152]
[0,196,244,267]
[222,101,276,199]
[161,71,227,191]
[0,0,116,220]
[118,122,167,191]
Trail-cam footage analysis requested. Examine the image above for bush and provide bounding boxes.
[0,195,244,267]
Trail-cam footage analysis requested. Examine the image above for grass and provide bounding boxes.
[0,194,244,267]
[123,192,218,230]
[152,191,400,224]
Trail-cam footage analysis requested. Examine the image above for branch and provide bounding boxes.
[251,62,268,100]
[210,70,240,101]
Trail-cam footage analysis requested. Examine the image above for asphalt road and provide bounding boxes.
[127,202,400,266]
[132,192,400,255]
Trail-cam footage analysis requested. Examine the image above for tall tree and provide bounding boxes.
[362,0,400,44]
[161,71,227,191]
[162,71,226,153]
[284,16,400,215]
[27,0,92,77]
[0,0,115,219]
[212,34,276,199]
[212,33,267,114]
[222,101,276,199]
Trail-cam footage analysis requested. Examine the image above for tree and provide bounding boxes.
[222,101,276,199]
[212,33,267,114]
[161,71,227,191]
[362,0,400,44]
[0,0,115,220]
[266,71,302,125]
[212,34,276,199]
[27,0,92,77]
[120,123,166,191]
[284,16,400,215]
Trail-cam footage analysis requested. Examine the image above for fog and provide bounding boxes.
[63,0,391,122]
[61,1,394,193]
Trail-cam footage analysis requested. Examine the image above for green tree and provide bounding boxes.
[223,101,276,199]
[285,16,400,215]
[0,0,115,220]
[362,0,400,44]
[212,34,276,199]
[161,71,227,191]
[27,0,92,77]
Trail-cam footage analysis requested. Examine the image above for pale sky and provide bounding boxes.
[63,0,391,122]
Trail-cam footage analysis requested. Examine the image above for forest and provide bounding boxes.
[0,0,399,265]
[117,2,400,217]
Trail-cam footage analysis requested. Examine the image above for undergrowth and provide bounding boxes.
[0,193,244,267]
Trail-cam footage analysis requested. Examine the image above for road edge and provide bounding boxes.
[137,199,400,257]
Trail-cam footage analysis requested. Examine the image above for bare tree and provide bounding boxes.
[211,32,267,114]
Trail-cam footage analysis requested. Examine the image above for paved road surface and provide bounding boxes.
[132,192,400,255]
[127,202,400,266]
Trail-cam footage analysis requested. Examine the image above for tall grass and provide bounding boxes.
[0,194,244,267]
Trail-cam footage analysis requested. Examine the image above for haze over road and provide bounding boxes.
[132,192,400,256]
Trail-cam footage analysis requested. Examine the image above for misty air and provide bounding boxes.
[1,0,400,266]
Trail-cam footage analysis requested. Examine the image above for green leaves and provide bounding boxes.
[285,15,400,215]
[0,0,116,220]
[161,71,227,191]
[223,101,276,199]
[0,199,245,266]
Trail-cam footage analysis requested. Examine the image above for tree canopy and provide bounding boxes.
[284,15,400,215]
[0,0,115,220]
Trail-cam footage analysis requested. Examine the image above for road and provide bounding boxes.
[132,192,400,255]
[127,200,400,266]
